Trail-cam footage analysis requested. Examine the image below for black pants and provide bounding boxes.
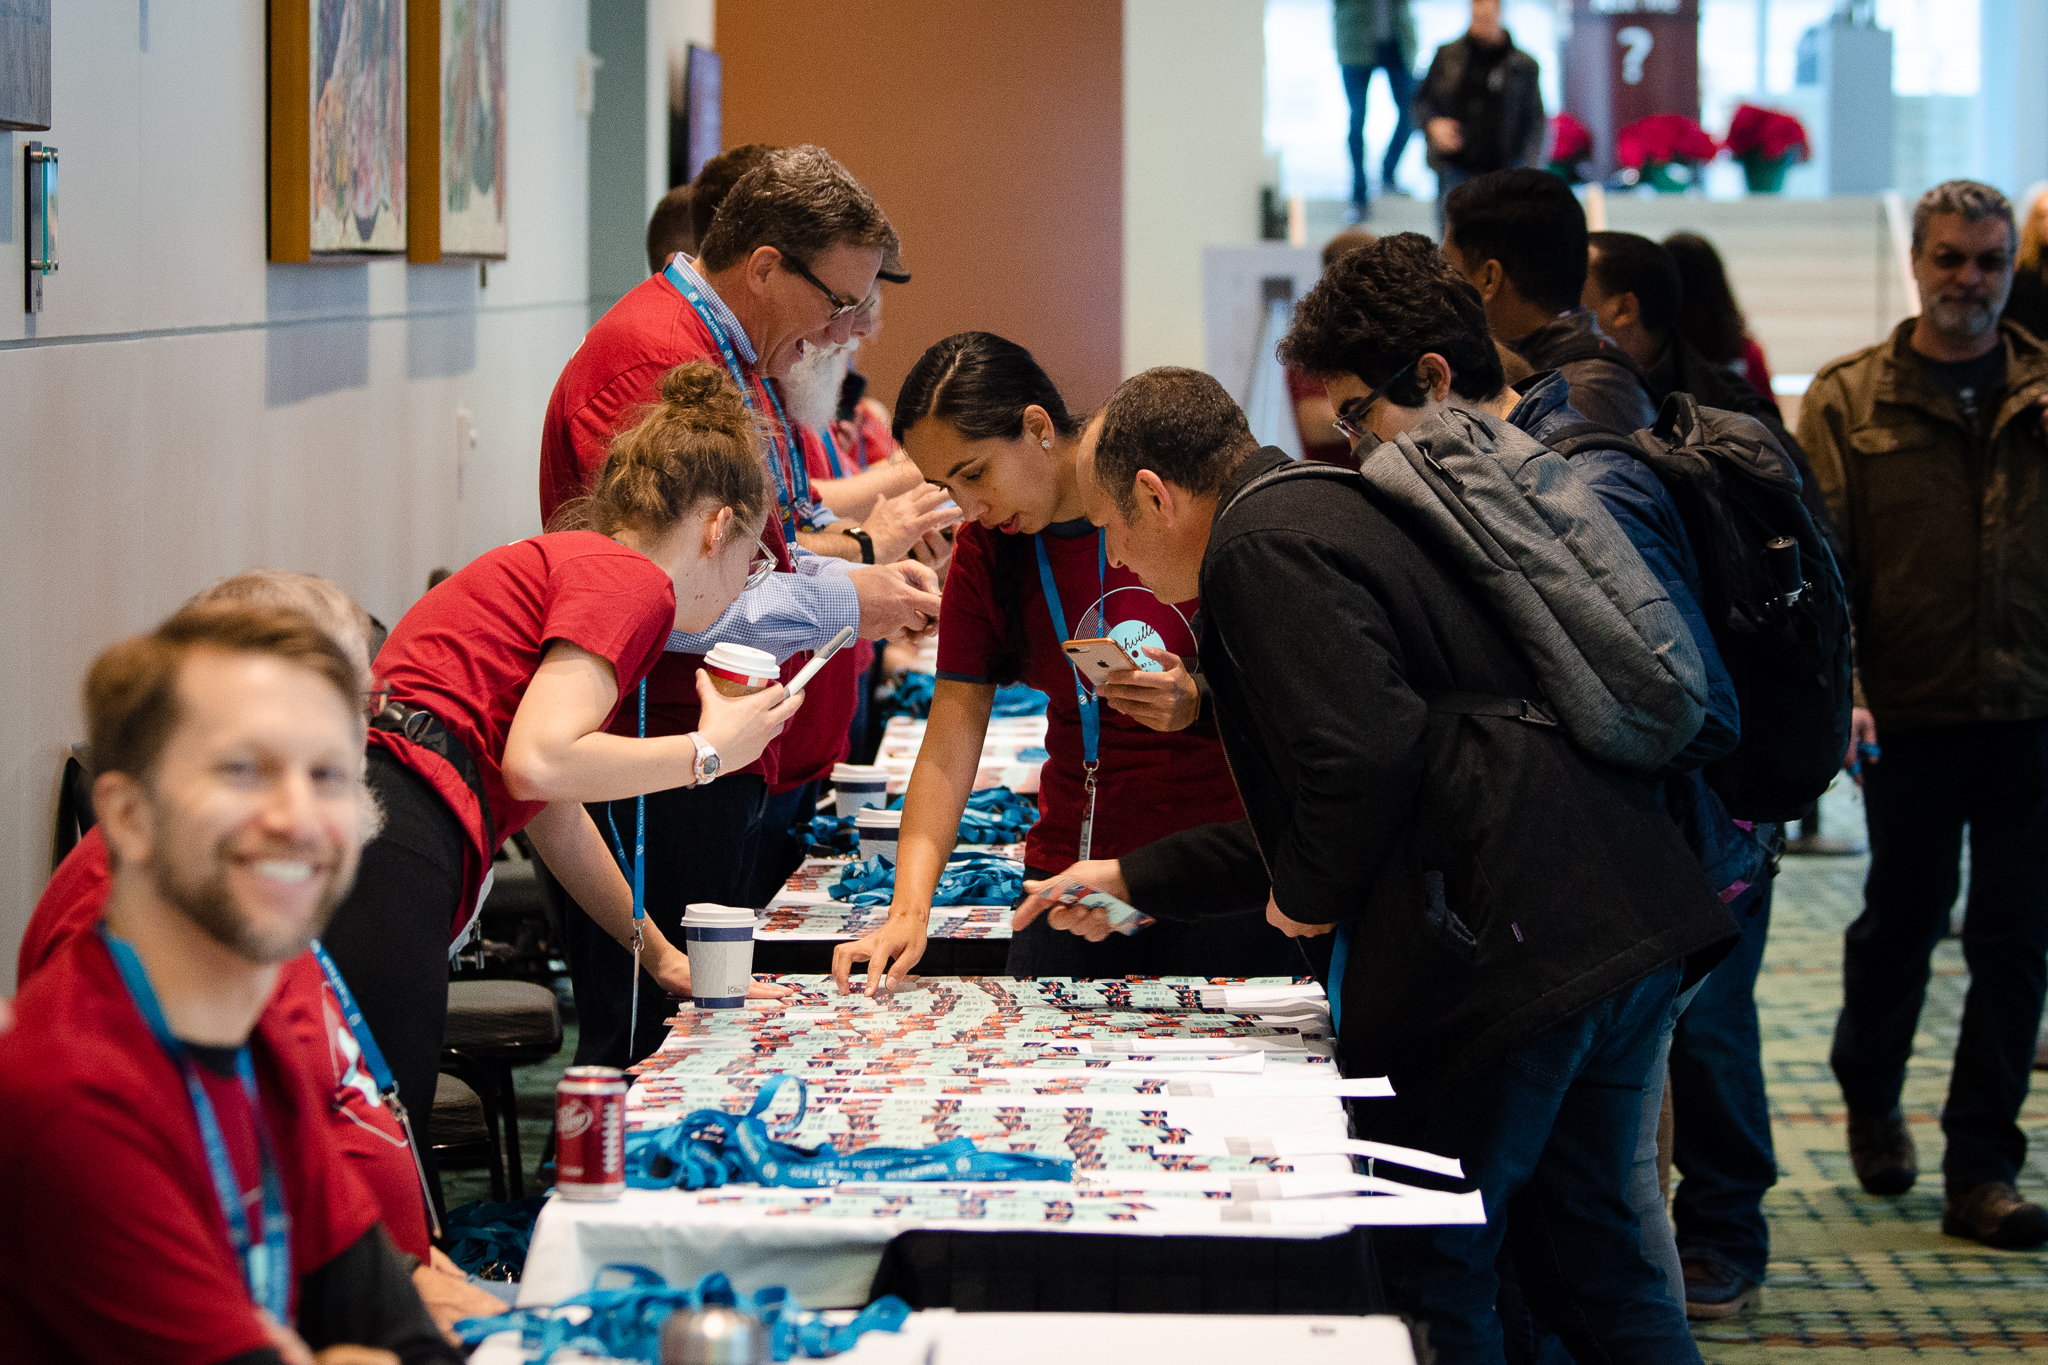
[559,776,768,1069]
[1830,718,2048,1193]
[321,746,467,1146]
[745,779,820,909]
[1005,865,1304,979]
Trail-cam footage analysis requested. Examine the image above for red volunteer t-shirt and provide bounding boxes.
[0,930,382,1363]
[538,270,806,770]
[18,829,434,1264]
[373,532,675,873]
[935,519,1245,869]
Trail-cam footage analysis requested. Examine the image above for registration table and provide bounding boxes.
[516,976,1481,1317]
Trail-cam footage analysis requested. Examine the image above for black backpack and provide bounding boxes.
[1549,392,1853,821]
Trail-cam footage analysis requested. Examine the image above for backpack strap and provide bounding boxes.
[1219,460,1364,522]
[1540,419,1643,462]
[1426,692,1559,727]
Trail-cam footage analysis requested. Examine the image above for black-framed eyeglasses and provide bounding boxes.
[779,251,862,321]
[1927,248,2012,276]
[744,536,777,589]
[1332,359,1420,447]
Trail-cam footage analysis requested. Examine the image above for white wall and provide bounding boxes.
[1122,0,1269,376]
[0,0,595,989]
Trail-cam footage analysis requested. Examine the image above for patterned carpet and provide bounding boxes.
[1693,781,2048,1360]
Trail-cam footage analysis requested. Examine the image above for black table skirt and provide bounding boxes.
[753,937,1010,978]
[866,1228,1383,1315]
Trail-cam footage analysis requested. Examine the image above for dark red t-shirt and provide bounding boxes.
[935,519,1245,868]
[538,270,807,769]
[373,532,675,867]
[0,928,382,1363]
[18,829,434,1264]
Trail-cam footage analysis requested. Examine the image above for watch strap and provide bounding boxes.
[842,525,876,564]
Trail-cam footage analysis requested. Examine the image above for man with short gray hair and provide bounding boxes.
[1801,178,2048,1249]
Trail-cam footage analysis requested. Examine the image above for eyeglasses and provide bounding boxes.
[745,537,777,589]
[779,251,863,321]
[1927,248,2012,276]
[1332,359,1420,447]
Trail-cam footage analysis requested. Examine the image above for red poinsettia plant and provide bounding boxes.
[1548,112,1594,164]
[1614,113,1719,169]
[1723,103,1810,162]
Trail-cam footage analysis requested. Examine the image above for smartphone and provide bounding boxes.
[787,626,858,697]
[1062,637,1142,678]
[1040,878,1154,936]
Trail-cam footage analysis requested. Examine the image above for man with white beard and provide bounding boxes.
[1801,179,2048,1250]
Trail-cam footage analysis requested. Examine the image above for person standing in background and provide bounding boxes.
[1801,180,2048,1251]
[1414,0,1544,222]
[2001,184,2048,341]
[1333,0,1417,222]
[1663,231,1776,404]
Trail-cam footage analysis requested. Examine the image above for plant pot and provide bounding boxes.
[1740,152,1792,194]
[1638,159,1697,194]
[1546,158,1584,185]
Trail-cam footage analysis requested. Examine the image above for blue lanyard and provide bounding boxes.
[1033,531,1106,859]
[819,426,848,480]
[664,260,808,542]
[101,925,293,1322]
[603,682,651,1053]
[307,939,395,1098]
[1327,922,1351,1034]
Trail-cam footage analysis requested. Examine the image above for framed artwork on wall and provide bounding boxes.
[269,0,408,260]
[408,0,508,261]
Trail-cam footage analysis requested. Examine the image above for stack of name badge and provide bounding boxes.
[877,713,1049,796]
[620,976,1484,1234]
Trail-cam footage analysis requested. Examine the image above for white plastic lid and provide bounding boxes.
[854,807,903,828]
[682,903,759,925]
[831,763,888,781]
[704,643,777,680]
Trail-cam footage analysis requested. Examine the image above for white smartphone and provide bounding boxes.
[1062,636,1142,678]
[1040,878,1155,936]
[787,626,858,697]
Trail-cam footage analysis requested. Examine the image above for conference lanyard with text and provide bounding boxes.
[101,925,293,1322]
[664,260,809,542]
[1034,531,1107,860]
[308,938,443,1240]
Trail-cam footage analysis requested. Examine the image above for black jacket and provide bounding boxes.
[1505,308,1658,435]
[1122,444,1735,1108]
[1414,31,1545,174]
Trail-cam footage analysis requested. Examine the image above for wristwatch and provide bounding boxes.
[840,524,876,564]
[688,731,722,786]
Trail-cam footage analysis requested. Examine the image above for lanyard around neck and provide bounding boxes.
[100,925,293,1322]
[603,682,651,1054]
[1033,531,1107,769]
[664,260,808,542]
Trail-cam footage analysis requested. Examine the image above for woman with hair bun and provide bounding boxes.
[830,332,1295,994]
[324,360,801,1132]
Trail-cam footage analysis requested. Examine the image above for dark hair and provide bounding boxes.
[1321,226,1377,270]
[646,186,696,275]
[1444,168,1589,314]
[86,603,360,786]
[696,145,895,277]
[1094,367,1258,519]
[1279,231,1504,405]
[1662,232,1748,365]
[556,360,771,539]
[1587,231,1683,338]
[894,333,1080,686]
[690,143,777,245]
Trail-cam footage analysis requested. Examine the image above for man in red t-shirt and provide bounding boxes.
[0,602,456,1364]
[538,145,946,1062]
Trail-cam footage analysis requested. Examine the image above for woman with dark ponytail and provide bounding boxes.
[830,333,1294,991]
[324,361,798,1132]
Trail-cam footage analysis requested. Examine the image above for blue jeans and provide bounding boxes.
[1671,885,1777,1281]
[1366,965,1699,1365]
[1342,41,1416,205]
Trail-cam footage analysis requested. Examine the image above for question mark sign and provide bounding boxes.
[1618,26,1654,84]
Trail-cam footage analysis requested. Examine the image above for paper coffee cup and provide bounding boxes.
[704,643,777,698]
[832,762,889,816]
[681,904,757,1009]
[855,806,902,864]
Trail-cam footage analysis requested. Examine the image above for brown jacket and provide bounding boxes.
[1798,318,2048,731]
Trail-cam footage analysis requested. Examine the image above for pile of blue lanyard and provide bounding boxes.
[442,1197,548,1280]
[622,1076,1070,1191]
[879,672,1049,721]
[828,853,1024,908]
[804,787,1037,856]
[456,1265,910,1362]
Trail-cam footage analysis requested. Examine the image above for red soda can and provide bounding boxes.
[555,1065,627,1200]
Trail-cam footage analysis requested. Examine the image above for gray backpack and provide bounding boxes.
[1226,408,1706,773]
